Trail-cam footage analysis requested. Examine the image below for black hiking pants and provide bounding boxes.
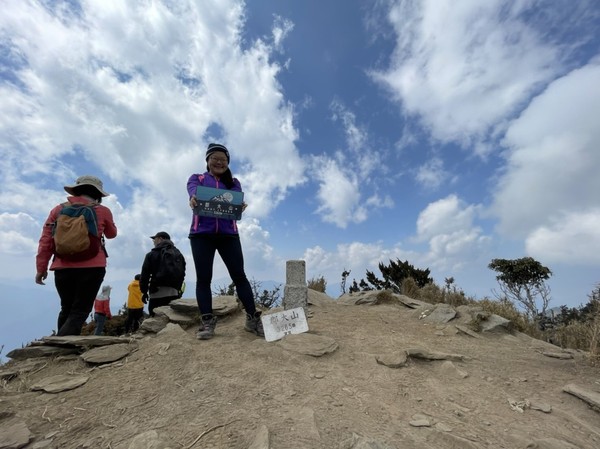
[190,233,256,317]
[54,267,106,336]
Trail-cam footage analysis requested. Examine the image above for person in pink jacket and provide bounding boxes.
[35,175,118,336]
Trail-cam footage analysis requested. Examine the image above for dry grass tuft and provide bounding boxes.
[307,275,327,293]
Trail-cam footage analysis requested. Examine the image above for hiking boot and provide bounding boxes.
[196,315,217,340]
[245,311,264,337]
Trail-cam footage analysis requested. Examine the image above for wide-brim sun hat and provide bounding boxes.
[64,175,109,197]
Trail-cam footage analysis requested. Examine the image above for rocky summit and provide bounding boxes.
[1,290,599,449]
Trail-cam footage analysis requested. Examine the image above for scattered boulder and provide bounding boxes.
[421,303,457,324]
[157,322,190,339]
[455,306,513,333]
[139,316,169,334]
[375,351,408,368]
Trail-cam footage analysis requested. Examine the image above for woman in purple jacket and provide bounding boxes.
[187,143,264,340]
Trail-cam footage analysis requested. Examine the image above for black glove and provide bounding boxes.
[142,293,148,304]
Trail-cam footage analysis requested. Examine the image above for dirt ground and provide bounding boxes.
[1,291,599,449]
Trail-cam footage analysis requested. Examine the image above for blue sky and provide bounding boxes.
[1,0,599,357]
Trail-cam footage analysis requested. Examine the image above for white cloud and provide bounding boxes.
[415,195,491,271]
[416,195,477,240]
[0,0,307,284]
[312,156,364,227]
[526,209,600,265]
[0,213,39,255]
[492,62,600,252]
[0,0,304,222]
[415,157,450,190]
[371,0,587,149]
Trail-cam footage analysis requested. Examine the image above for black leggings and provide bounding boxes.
[190,234,256,316]
[54,267,106,336]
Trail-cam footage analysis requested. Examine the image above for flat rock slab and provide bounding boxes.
[278,333,338,357]
[169,298,198,314]
[41,335,131,347]
[562,383,600,412]
[81,343,136,364]
[0,417,32,449]
[154,306,196,324]
[6,345,79,360]
[30,374,89,393]
[170,296,240,316]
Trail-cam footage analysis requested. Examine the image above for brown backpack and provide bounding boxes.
[52,202,102,261]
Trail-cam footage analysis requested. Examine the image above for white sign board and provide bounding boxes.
[261,307,309,342]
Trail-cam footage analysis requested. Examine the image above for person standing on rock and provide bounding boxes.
[124,274,145,334]
[187,143,264,340]
[93,285,112,335]
[35,175,118,336]
[139,231,186,317]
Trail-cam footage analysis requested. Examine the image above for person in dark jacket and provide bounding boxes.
[139,231,184,316]
[187,143,264,340]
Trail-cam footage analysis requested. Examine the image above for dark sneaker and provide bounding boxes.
[245,311,264,337]
[196,315,217,340]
